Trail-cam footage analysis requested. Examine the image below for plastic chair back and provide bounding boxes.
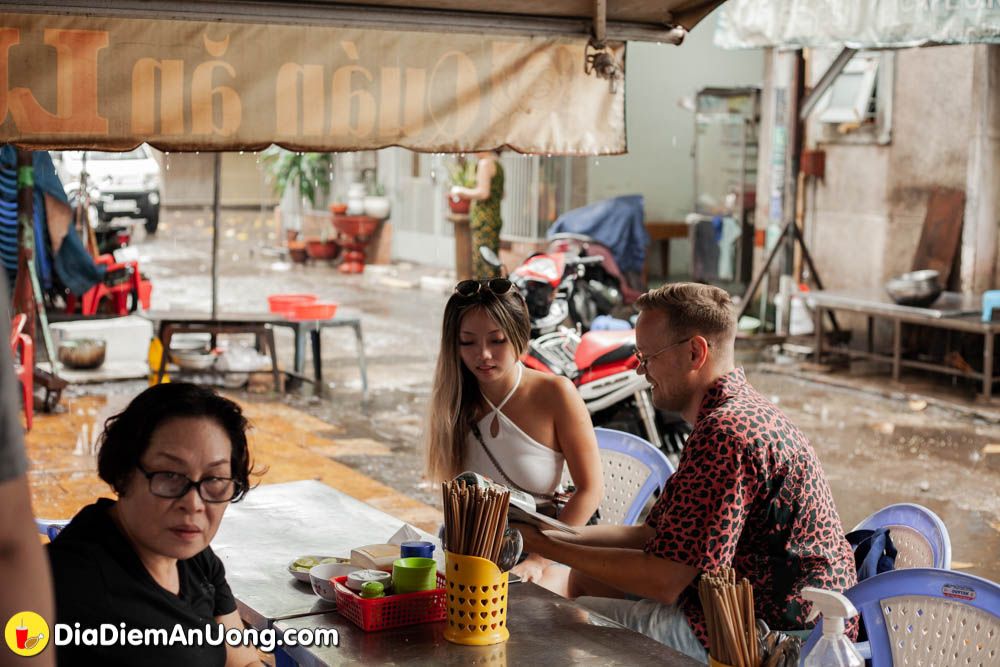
[593,427,674,525]
[800,568,1000,667]
[35,518,69,541]
[854,503,951,569]
[9,313,33,430]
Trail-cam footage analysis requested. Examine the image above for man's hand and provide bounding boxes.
[510,553,550,583]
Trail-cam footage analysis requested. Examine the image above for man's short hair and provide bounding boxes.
[635,282,737,346]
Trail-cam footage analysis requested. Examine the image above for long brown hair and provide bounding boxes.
[425,287,530,481]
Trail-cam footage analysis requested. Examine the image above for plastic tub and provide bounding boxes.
[287,302,338,321]
[267,293,317,314]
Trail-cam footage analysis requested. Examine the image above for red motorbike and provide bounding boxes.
[500,233,638,335]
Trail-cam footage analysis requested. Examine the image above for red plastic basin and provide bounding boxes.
[267,293,317,314]
[287,302,338,321]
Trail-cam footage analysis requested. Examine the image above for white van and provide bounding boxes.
[54,144,162,234]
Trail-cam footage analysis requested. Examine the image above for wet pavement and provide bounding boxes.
[35,207,1000,581]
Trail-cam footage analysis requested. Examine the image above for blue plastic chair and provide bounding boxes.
[593,427,674,525]
[800,568,1000,666]
[35,518,69,541]
[853,503,951,570]
[982,290,1000,322]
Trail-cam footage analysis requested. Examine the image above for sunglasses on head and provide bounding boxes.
[454,278,514,298]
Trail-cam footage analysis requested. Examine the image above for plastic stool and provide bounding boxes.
[983,290,1000,322]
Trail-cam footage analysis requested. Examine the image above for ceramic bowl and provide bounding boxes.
[309,562,360,601]
[171,349,216,370]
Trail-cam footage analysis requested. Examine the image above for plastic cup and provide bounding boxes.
[15,625,27,649]
[400,541,435,559]
[392,557,438,594]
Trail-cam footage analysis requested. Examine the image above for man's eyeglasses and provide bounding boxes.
[137,465,242,503]
[635,336,694,372]
[454,278,514,298]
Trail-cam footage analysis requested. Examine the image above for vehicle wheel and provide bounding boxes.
[144,206,160,235]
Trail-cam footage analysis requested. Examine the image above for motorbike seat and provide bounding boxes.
[575,329,637,370]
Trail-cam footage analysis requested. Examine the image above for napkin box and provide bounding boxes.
[350,544,400,572]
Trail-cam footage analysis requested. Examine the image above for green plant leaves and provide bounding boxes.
[262,147,335,208]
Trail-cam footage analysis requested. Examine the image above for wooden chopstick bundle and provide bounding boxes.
[441,480,510,565]
[698,567,760,667]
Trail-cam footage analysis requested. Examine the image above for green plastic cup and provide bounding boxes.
[392,557,437,594]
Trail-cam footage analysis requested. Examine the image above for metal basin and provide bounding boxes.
[885,269,942,307]
[57,338,107,369]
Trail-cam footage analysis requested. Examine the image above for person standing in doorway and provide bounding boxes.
[450,151,504,279]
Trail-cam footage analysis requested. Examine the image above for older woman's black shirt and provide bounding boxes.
[47,498,237,666]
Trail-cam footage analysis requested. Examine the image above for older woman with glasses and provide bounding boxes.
[47,383,264,667]
[425,278,603,587]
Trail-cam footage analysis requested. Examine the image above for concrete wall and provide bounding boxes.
[157,151,278,208]
[886,45,974,284]
[586,9,765,278]
[804,45,975,292]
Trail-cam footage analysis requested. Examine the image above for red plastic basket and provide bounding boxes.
[333,572,447,632]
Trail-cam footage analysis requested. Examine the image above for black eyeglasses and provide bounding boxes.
[137,465,242,503]
[454,278,514,298]
[635,336,695,372]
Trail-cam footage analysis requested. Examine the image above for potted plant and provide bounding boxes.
[446,157,477,214]
[263,148,335,242]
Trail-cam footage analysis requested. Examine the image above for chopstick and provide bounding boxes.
[441,480,510,565]
[699,567,759,667]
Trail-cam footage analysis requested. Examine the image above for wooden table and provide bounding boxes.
[213,481,702,667]
[644,221,689,279]
[808,289,1000,400]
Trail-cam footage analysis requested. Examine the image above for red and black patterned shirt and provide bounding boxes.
[643,368,857,648]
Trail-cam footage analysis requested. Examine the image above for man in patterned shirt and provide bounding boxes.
[517,282,856,662]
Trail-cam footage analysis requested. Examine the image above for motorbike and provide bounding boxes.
[65,177,132,257]
[485,233,632,336]
[480,246,688,458]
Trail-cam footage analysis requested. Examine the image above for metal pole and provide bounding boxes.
[211,152,221,319]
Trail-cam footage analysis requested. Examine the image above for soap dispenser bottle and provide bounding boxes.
[801,587,864,667]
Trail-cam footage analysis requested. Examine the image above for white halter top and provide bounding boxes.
[464,363,565,496]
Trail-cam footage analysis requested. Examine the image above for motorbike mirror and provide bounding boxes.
[478,246,502,269]
[479,246,507,278]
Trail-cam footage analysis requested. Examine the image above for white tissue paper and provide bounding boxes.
[387,524,423,546]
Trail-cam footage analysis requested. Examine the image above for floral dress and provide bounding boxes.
[470,160,504,280]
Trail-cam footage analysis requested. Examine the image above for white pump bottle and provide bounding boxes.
[801,587,864,667]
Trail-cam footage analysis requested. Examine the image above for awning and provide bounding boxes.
[716,0,1000,50]
[0,1,725,155]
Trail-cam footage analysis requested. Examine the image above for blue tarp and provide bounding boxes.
[546,195,649,274]
[0,146,102,295]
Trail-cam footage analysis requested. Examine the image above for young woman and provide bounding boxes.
[449,151,504,280]
[426,278,603,584]
[47,383,263,667]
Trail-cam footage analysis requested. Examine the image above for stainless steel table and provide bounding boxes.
[807,289,1000,400]
[273,582,703,667]
[212,480,438,631]
[143,310,367,398]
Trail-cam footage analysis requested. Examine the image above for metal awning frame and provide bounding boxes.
[5,0,689,44]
